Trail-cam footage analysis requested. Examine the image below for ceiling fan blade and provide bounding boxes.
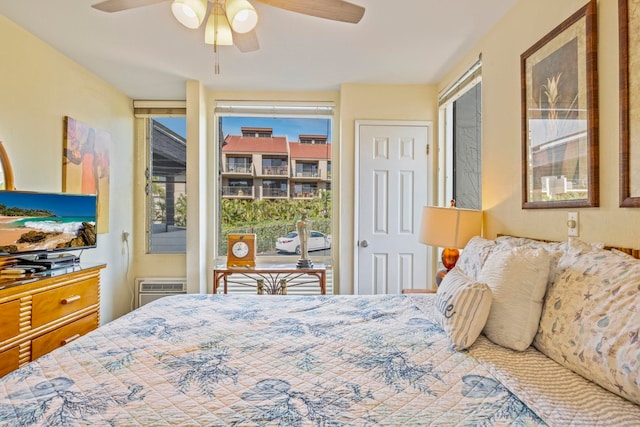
[254,0,365,24]
[234,29,260,53]
[91,0,167,13]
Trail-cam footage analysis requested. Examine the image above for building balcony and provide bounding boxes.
[293,170,320,180]
[261,188,289,199]
[292,190,317,199]
[222,186,254,198]
[225,164,253,175]
[262,166,288,176]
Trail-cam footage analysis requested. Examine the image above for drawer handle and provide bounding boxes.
[61,334,80,346]
[61,295,81,305]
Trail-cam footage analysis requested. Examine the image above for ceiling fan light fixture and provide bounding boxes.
[225,0,258,34]
[205,7,233,46]
[171,0,207,29]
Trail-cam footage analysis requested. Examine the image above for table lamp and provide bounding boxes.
[419,204,482,285]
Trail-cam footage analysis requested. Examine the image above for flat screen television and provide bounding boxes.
[0,190,97,257]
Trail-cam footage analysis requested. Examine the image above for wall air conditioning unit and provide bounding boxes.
[135,277,187,308]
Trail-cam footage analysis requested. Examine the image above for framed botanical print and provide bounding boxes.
[521,0,598,208]
[620,0,640,207]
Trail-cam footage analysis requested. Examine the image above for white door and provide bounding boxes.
[355,121,431,294]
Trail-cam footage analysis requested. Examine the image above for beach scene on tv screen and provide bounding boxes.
[0,192,97,254]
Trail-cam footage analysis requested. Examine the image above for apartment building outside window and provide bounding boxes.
[215,104,333,262]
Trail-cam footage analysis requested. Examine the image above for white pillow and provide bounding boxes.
[434,267,493,351]
[478,247,551,351]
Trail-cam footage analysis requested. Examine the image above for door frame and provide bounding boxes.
[353,120,434,293]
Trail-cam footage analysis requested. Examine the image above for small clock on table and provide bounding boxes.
[227,233,257,267]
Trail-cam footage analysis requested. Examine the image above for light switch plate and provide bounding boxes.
[567,212,579,237]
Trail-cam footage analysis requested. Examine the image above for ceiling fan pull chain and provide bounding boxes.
[213,5,221,75]
[214,44,221,75]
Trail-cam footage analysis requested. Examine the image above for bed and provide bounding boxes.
[1,236,640,426]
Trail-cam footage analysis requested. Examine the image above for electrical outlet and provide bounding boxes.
[567,212,579,237]
[122,230,130,242]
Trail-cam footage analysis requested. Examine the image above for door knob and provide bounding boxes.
[360,240,369,247]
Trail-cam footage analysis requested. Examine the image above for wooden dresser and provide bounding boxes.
[0,263,105,377]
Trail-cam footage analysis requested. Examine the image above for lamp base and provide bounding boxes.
[435,248,460,286]
[435,269,448,286]
[441,247,460,270]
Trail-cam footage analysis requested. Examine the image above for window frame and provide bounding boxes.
[213,102,335,265]
[141,114,188,255]
[438,63,482,208]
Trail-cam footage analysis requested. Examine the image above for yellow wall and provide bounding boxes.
[0,16,135,323]
[440,0,640,248]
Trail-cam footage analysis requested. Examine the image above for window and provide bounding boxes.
[293,182,318,197]
[227,157,252,173]
[439,59,482,210]
[262,158,288,176]
[215,106,333,262]
[224,179,253,197]
[262,179,288,198]
[296,162,319,177]
[147,117,187,253]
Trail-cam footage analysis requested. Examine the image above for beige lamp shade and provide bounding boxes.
[419,206,482,249]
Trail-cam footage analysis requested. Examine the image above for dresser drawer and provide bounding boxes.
[0,346,20,378]
[32,277,99,328]
[0,299,21,342]
[31,312,98,360]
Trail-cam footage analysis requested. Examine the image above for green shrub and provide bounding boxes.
[221,191,332,254]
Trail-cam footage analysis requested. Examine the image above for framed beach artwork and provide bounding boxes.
[620,0,640,206]
[63,116,111,233]
[521,0,599,209]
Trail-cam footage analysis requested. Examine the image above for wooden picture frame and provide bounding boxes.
[521,0,598,208]
[619,0,640,206]
[0,142,15,191]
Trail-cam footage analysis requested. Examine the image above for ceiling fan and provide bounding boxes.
[91,0,366,54]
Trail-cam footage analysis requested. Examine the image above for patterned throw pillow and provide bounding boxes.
[478,247,551,351]
[534,247,640,406]
[456,236,496,280]
[434,267,493,351]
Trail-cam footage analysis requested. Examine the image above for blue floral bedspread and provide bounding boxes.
[0,294,546,426]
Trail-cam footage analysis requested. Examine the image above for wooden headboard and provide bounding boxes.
[496,234,640,260]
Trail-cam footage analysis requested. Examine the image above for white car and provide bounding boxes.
[276,231,331,255]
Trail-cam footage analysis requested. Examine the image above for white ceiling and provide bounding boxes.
[0,0,517,100]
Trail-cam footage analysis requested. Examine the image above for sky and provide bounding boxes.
[0,191,97,217]
[155,117,332,142]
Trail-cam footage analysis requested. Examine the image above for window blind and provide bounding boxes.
[438,55,482,106]
[214,100,334,117]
